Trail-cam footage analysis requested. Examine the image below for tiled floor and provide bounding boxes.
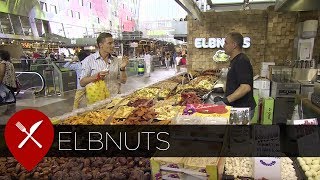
[0,68,179,124]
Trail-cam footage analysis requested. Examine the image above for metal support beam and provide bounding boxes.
[175,0,204,21]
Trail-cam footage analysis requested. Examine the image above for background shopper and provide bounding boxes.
[144,46,152,77]
[0,50,17,114]
[63,50,89,109]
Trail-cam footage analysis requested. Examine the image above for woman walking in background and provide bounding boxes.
[144,46,152,77]
[165,52,171,69]
[0,50,17,114]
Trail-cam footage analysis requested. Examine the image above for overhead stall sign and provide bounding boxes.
[194,37,251,49]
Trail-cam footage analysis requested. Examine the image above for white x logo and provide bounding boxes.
[15,121,43,148]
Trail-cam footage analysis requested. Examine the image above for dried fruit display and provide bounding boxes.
[189,75,214,86]
[169,76,185,83]
[130,88,160,99]
[105,98,122,108]
[181,88,210,97]
[175,84,194,93]
[158,89,171,99]
[179,92,202,106]
[153,97,180,108]
[127,98,154,107]
[201,69,221,76]
[113,106,135,119]
[195,80,214,90]
[61,109,113,125]
[154,105,184,120]
[151,81,179,91]
[124,106,158,125]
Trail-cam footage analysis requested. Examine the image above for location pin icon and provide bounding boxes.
[4,109,54,171]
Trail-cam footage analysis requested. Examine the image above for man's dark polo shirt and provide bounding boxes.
[225,53,256,110]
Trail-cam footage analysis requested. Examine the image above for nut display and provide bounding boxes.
[298,157,320,179]
[225,157,297,180]
[0,157,151,180]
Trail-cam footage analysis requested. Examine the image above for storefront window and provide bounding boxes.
[49,21,65,37]
[20,16,33,36]
[35,18,45,36]
[0,13,14,34]
[8,14,23,35]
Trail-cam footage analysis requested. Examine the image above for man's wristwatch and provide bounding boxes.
[120,67,125,71]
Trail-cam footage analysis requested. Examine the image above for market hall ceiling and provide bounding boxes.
[275,0,320,11]
[175,0,204,21]
[174,0,276,21]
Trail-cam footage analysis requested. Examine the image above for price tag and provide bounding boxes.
[292,118,318,125]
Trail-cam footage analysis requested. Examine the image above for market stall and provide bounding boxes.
[1,68,319,179]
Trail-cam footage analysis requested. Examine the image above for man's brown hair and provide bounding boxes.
[97,33,113,48]
[227,32,243,49]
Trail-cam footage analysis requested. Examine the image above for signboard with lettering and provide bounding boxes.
[194,37,251,49]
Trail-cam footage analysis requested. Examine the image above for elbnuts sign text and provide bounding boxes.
[194,37,251,49]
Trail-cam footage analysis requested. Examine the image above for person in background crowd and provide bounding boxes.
[175,52,182,73]
[49,52,56,61]
[214,32,256,119]
[33,51,40,59]
[64,50,89,109]
[161,51,166,67]
[20,52,30,71]
[59,53,65,61]
[45,52,51,60]
[164,52,171,69]
[80,32,128,96]
[144,46,152,77]
[180,54,187,65]
[0,50,17,114]
[172,51,177,68]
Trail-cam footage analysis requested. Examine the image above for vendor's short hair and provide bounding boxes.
[227,32,243,48]
[97,33,113,48]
